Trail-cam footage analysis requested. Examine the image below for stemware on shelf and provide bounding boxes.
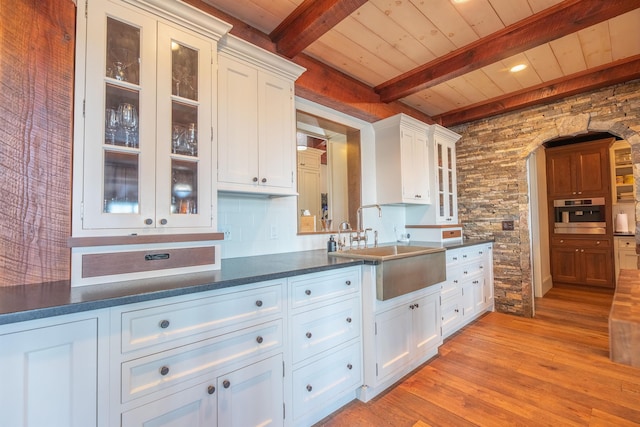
[118,103,138,147]
[105,108,119,145]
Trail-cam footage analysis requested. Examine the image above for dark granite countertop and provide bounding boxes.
[0,239,493,326]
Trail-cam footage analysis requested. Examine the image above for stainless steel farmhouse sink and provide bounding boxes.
[330,245,446,300]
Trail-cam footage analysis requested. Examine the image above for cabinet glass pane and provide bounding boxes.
[171,102,198,157]
[448,170,453,193]
[439,194,445,216]
[172,42,198,100]
[105,85,139,148]
[448,194,454,216]
[446,146,452,169]
[106,18,140,84]
[103,151,139,213]
[438,168,444,193]
[172,160,198,214]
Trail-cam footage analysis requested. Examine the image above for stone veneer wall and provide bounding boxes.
[451,79,640,317]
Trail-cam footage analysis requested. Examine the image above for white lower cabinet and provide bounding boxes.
[121,354,283,427]
[358,263,442,402]
[441,243,494,339]
[111,280,286,426]
[287,267,363,426]
[374,290,441,385]
[0,311,108,427]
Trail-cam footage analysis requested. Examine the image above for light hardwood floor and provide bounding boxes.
[315,285,640,426]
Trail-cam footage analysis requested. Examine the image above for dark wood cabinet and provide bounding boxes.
[546,138,613,199]
[550,237,614,288]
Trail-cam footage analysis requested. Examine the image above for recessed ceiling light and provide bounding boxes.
[510,64,527,73]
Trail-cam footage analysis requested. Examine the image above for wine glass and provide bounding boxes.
[105,108,119,144]
[171,124,184,154]
[185,123,197,156]
[118,103,138,147]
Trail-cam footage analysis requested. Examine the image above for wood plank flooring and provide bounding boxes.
[315,285,640,426]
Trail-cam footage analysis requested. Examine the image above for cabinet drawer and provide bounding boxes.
[441,278,461,301]
[552,237,611,248]
[292,297,360,363]
[617,237,636,250]
[121,319,283,403]
[120,282,283,354]
[292,341,362,422]
[289,267,360,309]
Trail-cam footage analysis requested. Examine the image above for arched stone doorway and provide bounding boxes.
[524,113,640,316]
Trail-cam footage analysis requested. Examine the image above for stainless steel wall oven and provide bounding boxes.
[553,197,606,234]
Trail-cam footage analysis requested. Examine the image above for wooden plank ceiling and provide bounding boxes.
[198,0,640,126]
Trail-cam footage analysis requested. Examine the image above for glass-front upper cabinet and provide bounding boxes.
[432,126,461,224]
[78,0,215,233]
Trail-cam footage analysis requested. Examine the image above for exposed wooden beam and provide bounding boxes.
[434,55,640,127]
[269,0,368,58]
[375,0,640,103]
[183,0,433,124]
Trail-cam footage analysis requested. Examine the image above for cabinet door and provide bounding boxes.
[441,298,462,337]
[0,319,97,427]
[83,3,158,229]
[582,247,614,287]
[546,151,575,198]
[575,147,608,196]
[258,72,295,189]
[375,305,412,382]
[217,55,259,186]
[412,293,441,358]
[400,128,429,203]
[551,246,581,284]
[121,380,217,427]
[217,354,283,427]
[435,139,457,223]
[156,23,213,228]
[461,281,475,319]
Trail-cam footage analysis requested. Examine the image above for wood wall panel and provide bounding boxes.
[0,0,75,286]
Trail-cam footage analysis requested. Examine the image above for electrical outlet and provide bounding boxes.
[221,226,232,240]
[502,220,515,231]
[270,224,278,240]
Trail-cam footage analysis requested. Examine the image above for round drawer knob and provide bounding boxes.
[346,317,352,323]
[306,332,312,339]
[255,300,263,307]
[207,385,215,395]
[160,366,169,376]
[160,218,168,225]
[144,218,153,225]
[261,178,267,183]
[345,280,351,286]
[252,177,258,182]
[256,336,264,344]
[347,363,353,370]
[305,289,311,295]
[306,384,313,392]
[159,319,170,329]
[223,380,230,389]
[415,303,419,308]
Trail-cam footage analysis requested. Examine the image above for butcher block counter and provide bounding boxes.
[609,269,640,367]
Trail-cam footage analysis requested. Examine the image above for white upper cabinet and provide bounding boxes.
[217,35,306,196]
[431,125,461,224]
[374,114,431,205]
[73,0,231,236]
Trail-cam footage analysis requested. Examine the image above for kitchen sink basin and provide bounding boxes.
[330,245,446,300]
[329,244,442,261]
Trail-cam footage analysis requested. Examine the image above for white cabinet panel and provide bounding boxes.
[217,36,304,196]
[374,113,431,205]
[217,355,283,427]
[0,319,98,427]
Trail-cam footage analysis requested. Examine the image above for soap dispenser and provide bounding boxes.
[327,235,337,252]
